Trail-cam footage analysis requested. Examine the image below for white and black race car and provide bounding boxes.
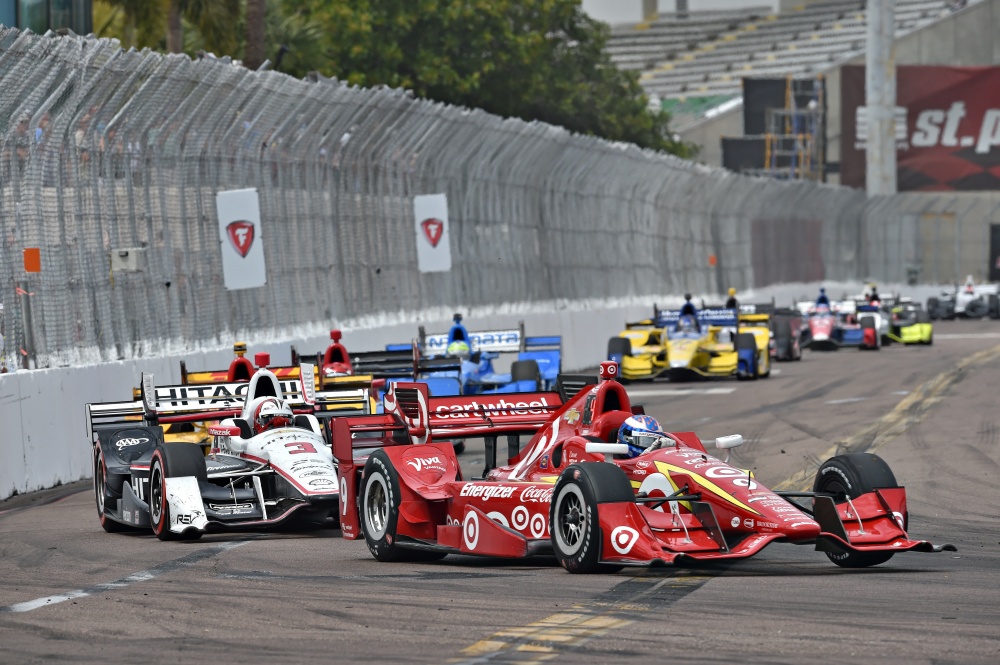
[88,356,370,540]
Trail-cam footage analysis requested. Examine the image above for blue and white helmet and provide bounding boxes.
[617,415,667,458]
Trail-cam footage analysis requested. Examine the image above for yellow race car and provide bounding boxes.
[607,306,771,381]
[606,310,671,381]
[887,301,934,345]
[663,310,772,381]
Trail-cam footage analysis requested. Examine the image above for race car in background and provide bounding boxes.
[927,275,1000,320]
[370,315,562,396]
[887,300,934,345]
[331,361,955,572]
[770,307,803,361]
[658,307,771,381]
[607,303,772,380]
[177,339,375,417]
[89,356,371,539]
[798,300,882,350]
[606,305,671,380]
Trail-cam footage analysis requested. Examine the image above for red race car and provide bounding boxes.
[332,363,954,572]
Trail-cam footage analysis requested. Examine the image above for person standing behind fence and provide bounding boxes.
[725,287,738,309]
[14,114,31,175]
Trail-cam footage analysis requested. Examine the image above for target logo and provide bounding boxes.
[487,511,509,528]
[610,526,640,554]
[530,513,546,538]
[463,511,480,550]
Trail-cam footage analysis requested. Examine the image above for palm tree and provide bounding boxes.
[95,0,168,49]
[245,0,267,70]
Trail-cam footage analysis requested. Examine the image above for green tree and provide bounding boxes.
[285,0,694,156]
[96,0,242,57]
[244,0,267,70]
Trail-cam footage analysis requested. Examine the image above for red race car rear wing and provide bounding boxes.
[330,382,562,460]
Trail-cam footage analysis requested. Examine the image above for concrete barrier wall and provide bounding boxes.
[1,279,943,501]
[0,300,668,500]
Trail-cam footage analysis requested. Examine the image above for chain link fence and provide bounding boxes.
[0,29,943,370]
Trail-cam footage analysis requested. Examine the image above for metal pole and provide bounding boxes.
[866,0,897,196]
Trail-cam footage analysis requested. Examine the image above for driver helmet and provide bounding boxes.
[447,340,471,359]
[617,415,668,458]
[252,397,293,435]
[678,315,696,333]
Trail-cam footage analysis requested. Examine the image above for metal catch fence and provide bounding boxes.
[0,29,933,370]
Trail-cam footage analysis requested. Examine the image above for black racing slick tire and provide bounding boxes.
[734,333,758,381]
[148,443,206,541]
[813,453,902,568]
[510,360,542,386]
[360,450,445,563]
[550,463,631,574]
[94,445,129,533]
[989,294,1000,320]
[926,297,940,321]
[607,337,632,361]
[773,317,793,361]
[966,298,988,319]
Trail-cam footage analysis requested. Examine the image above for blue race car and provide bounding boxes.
[380,314,562,397]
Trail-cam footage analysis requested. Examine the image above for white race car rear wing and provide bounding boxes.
[87,364,370,438]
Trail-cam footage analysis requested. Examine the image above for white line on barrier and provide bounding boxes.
[934,333,1000,339]
[628,387,736,396]
[825,397,866,404]
[0,540,248,613]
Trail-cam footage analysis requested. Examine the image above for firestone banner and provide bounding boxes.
[216,188,267,290]
[413,193,452,273]
[842,65,1000,191]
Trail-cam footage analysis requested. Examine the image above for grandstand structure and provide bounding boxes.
[607,0,956,130]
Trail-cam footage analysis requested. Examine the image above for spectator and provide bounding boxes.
[725,287,738,309]
[14,114,31,175]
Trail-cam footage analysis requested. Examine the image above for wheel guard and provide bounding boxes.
[164,476,208,533]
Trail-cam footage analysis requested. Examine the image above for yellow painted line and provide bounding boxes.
[451,577,707,665]
[775,342,1000,492]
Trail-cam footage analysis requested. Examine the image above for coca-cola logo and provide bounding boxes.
[518,486,554,503]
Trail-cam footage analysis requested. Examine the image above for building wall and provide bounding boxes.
[583,0,781,26]
[677,0,1000,284]
[0,0,91,34]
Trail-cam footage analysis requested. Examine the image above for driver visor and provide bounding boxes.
[630,432,663,450]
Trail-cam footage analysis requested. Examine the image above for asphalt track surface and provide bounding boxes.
[3,320,1000,664]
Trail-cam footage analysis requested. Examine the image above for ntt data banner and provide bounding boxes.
[842,65,1000,191]
[216,188,267,290]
